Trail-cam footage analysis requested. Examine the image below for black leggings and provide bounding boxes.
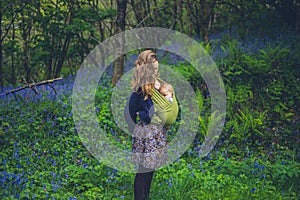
[134,165,155,200]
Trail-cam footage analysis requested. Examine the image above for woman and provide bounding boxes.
[125,50,178,200]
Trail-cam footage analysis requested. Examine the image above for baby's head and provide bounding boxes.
[159,83,174,101]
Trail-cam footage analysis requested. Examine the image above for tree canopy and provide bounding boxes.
[0,0,299,88]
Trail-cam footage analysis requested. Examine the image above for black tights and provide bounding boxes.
[134,166,155,200]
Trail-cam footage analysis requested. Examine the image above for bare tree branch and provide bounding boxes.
[0,1,30,43]
[1,78,62,97]
[135,6,167,28]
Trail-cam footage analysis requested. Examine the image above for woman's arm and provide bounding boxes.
[124,93,138,133]
[124,92,154,132]
[137,110,151,124]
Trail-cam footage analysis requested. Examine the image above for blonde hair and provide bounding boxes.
[132,50,158,100]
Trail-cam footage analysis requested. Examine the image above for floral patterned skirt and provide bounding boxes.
[132,121,168,169]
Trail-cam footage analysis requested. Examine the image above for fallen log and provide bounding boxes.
[1,78,62,97]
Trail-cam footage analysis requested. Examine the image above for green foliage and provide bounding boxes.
[150,155,299,199]
[1,0,118,85]
[1,28,300,199]
[1,69,299,199]
[212,37,300,154]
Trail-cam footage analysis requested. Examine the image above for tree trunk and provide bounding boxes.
[23,38,30,81]
[21,10,31,81]
[55,36,71,78]
[0,1,3,89]
[112,0,127,86]
[46,34,54,79]
[200,0,210,44]
[296,8,300,33]
[145,0,154,26]
[228,8,232,37]
[99,22,105,42]
[55,1,74,78]
[186,0,201,38]
[178,0,184,32]
[170,0,178,29]
[11,11,16,86]
[130,0,145,26]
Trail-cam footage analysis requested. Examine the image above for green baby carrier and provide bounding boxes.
[151,79,179,126]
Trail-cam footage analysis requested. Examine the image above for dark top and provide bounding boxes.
[124,88,154,132]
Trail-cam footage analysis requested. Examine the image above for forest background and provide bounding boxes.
[0,0,300,199]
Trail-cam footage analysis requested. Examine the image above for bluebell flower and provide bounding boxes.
[14,142,18,147]
[96,106,100,113]
[30,180,35,187]
[52,184,58,192]
[83,163,88,168]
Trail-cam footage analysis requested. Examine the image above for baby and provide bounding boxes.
[159,82,174,102]
[136,83,174,120]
